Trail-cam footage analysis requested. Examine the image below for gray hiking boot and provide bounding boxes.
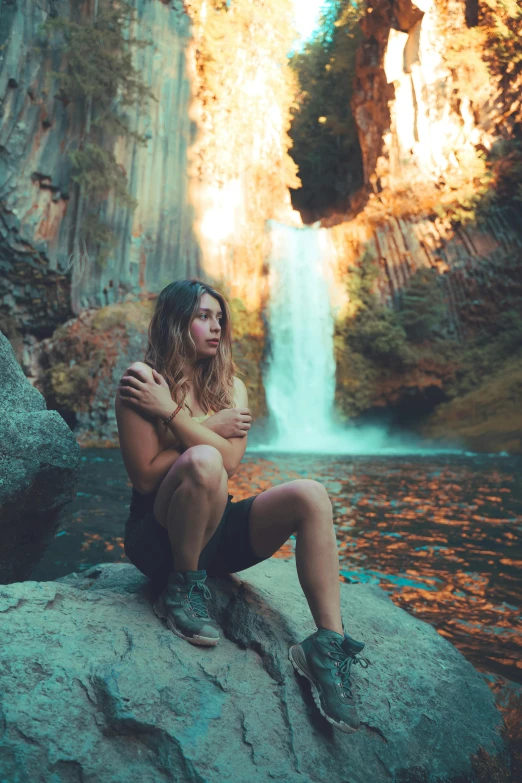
[289,628,369,733]
[153,569,220,647]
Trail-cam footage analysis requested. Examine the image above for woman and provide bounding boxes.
[115,278,368,734]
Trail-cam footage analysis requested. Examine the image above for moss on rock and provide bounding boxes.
[420,357,522,453]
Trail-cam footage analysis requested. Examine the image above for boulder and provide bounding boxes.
[0,559,507,782]
[0,331,80,583]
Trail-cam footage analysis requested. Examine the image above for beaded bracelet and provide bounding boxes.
[162,403,182,428]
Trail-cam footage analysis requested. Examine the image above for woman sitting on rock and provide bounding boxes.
[115,278,368,734]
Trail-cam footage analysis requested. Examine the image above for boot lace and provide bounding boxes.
[186,580,212,618]
[329,641,369,699]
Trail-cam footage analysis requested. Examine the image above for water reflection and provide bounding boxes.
[32,450,522,684]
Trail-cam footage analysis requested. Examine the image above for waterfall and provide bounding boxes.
[248,220,463,455]
[260,221,339,451]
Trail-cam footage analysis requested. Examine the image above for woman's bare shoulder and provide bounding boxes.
[232,376,248,405]
[126,360,154,377]
[233,376,246,390]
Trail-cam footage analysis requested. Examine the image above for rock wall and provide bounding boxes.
[330,206,522,339]
[340,0,522,332]
[0,0,200,324]
[183,0,300,313]
[1,0,297,334]
[351,0,498,192]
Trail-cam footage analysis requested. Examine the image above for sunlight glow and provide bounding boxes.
[292,0,323,41]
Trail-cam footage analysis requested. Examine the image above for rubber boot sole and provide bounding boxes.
[153,595,220,647]
[289,644,359,734]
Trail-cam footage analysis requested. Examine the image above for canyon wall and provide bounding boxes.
[1,0,199,324]
[325,0,522,339]
[2,0,520,450]
[1,0,298,333]
[327,0,522,450]
[334,0,521,265]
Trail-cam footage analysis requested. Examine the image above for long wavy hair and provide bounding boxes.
[143,279,238,415]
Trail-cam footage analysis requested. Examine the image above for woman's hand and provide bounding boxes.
[206,407,252,439]
[118,367,176,421]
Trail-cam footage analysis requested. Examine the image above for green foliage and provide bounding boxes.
[346,306,411,366]
[443,308,522,398]
[40,2,153,139]
[289,0,364,217]
[38,1,154,266]
[479,0,522,79]
[495,308,522,352]
[436,0,522,101]
[398,268,446,343]
[339,250,412,369]
[69,143,137,208]
[487,138,522,205]
[431,1,522,223]
[346,250,380,311]
[82,213,120,269]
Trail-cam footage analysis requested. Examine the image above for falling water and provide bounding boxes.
[258,221,338,450]
[248,220,470,455]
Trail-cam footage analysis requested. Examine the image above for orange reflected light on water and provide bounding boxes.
[230,456,522,682]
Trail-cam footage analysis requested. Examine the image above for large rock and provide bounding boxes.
[0,559,506,782]
[0,331,80,583]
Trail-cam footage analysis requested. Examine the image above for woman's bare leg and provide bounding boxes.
[248,480,344,635]
[153,446,229,572]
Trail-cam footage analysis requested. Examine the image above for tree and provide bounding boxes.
[288,0,364,219]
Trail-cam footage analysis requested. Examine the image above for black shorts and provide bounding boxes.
[124,488,268,594]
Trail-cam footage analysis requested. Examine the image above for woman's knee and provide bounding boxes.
[153,446,225,525]
[288,479,332,517]
[181,445,224,489]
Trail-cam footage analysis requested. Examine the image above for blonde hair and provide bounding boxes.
[143,278,237,415]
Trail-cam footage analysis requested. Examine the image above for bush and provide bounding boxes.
[494,308,522,354]
[398,268,447,343]
[346,306,411,367]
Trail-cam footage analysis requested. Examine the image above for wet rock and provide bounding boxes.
[0,331,80,583]
[0,559,506,782]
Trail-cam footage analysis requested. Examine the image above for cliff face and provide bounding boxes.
[330,208,522,340]
[183,0,300,313]
[326,0,522,449]
[1,0,298,328]
[352,0,505,192]
[326,0,522,329]
[1,0,199,323]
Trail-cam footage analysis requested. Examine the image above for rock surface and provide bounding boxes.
[0,0,200,320]
[0,559,505,782]
[0,331,80,584]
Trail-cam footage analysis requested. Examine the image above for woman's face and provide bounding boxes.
[189,292,223,358]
